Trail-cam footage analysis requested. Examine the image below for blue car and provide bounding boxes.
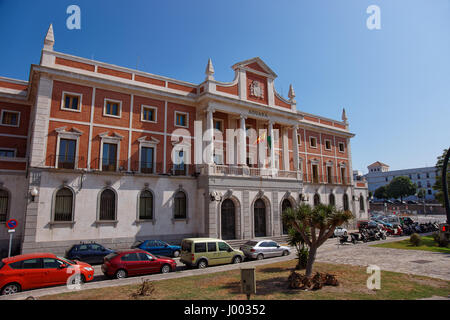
[65,242,115,265]
[132,240,181,258]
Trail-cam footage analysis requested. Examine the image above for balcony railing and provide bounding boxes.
[48,155,85,169]
[92,158,128,172]
[201,165,300,179]
[303,174,352,185]
[132,161,164,174]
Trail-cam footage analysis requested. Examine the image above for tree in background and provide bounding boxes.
[374,185,388,200]
[417,188,427,202]
[386,176,417,202]
[433,148,450,206]
[283,203,353,277]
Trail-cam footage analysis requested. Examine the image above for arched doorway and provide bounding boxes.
[221,199,236,240]
[281,199,292,235]
[254,199,266,237]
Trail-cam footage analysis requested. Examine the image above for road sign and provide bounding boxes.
[6,219,18,230]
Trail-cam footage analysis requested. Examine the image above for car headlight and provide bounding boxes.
[84,267,94,272]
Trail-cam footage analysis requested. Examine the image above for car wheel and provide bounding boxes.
[115,269,127,279]
[1,283,21,295]
[233,256,242,264]
[161,264,171,274]
[197,259,208,269]
[282,250,289,256]
[256,254,264,260]
[173,250,180,258]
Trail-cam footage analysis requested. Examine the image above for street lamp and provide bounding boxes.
[30,187,39,202]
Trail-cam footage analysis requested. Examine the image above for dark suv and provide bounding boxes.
[65,242,115,265]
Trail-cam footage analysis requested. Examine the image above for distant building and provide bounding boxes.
[364,162,437,201]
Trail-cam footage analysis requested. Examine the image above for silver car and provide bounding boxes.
[240,240,291,260]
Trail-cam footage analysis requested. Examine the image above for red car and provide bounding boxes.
[0,253,94,295]
[101,249,176,279]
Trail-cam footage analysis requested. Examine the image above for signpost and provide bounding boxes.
[6,219,18,257]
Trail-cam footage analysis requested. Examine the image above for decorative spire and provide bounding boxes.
[288,84,296,102]
[205,58,215,81]
[44,24,54,51]
[342,108,348,123]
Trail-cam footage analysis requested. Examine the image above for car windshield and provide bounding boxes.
[0,261,4,270]
[244,241,258,247]
[57,257,76,265]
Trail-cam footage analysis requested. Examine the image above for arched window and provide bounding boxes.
[343,194,349,211]
[174,191,187,219]
[54,187,74,221]
[329,193,335,207]
[0,189,9,222]
[139,190,153,220]
[99,189,116,221]
[313,194,320,206]
[359,194,365,211]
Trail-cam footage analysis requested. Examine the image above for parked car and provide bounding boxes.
[240,240,290,260]
[333,227,348,237]
[0,253,94,295]
[101,249,176,279]
[407,200,418,204]
[384,200,394,204]
[180,238,244,269]
[131,240,181,258]
[66,242,115,265]
[393,200,406,204]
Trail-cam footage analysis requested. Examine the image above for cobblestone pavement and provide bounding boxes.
[315,235,450,281]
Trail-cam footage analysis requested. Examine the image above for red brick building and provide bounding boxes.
[0,25,368,256]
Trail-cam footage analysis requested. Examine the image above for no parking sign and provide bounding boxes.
[6,219,18,230]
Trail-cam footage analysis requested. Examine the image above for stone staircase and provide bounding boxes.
[226,235,290,249]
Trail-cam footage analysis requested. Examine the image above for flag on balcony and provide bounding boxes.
[255,131,271,148]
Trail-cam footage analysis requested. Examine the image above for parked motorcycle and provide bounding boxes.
[350,232,367,244]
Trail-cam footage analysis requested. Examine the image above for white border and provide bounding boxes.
[60,91,82,112]
[174,111,189,128]
[103,98,122,118]
[0,110,20,127]
[141,105,158,123]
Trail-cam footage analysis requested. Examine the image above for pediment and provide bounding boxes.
[231,57,277,78]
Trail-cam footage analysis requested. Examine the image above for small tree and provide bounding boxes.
[374,185,388,200]
[283,203,353,277]
[287,226,309,270]
[386,176,417,202]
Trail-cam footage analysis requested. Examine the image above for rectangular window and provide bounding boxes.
[0,149,15,158]
[327,166,333,184]
[194,243,207,253]
[312,164,319,183]
[297,134,301,145]
[325,140,331,150]
[58,139,76,169]
[338,142,345,152]
[214,119,223,132]
[175,112,188,127]
[102,143,117,171]
[0,189,8,222]
[142,105,157,122]
[310,136,317,148]
[62,93,81,111]
[173,150,186,175]
[341,167,346,184]
[207,242,217,252]
[1,110,20,127]
[140,147,154,173]
[104,100,121,117]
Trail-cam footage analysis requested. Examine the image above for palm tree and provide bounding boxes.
[283,203,353,277]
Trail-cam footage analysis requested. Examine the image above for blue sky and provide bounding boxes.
[0,0,449,172]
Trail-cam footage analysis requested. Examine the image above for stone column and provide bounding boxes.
[239,115,247,165]
[205,108,214,165]
[292,125,299,171]
[268,121,275,170]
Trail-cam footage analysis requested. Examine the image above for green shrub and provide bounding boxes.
[409,233,422,246]
[432,232,449,247]
[296,246,309,270]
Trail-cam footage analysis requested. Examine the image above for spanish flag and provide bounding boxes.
[255,131,271,148]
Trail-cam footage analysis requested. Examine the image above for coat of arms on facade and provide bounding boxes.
[250,80,264,99]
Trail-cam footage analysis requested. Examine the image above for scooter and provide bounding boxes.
[350,232,367,244]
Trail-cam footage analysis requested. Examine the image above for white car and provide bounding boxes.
[333,227,348,237]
